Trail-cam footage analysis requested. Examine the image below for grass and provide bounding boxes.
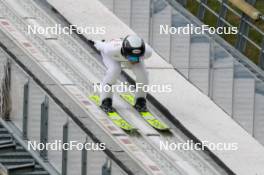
[184,0,264,65]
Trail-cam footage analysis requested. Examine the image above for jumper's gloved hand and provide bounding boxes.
[88,39,95,46]
[88,39,105,46]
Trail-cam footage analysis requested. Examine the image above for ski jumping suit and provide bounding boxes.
[94,38,153,102]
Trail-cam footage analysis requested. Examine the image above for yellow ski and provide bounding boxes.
[89,95,136,131]
[120,93,169,131]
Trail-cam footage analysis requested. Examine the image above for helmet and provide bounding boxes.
[121,35,145,62]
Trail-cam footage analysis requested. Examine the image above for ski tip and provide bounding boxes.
[152,123,171,131]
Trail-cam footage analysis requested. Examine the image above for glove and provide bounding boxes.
[88,39,105,46]
[88,39,95,45]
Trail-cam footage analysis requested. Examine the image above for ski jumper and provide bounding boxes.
[94,38,153,102]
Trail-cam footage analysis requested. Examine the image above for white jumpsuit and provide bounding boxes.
[94,38,153,102]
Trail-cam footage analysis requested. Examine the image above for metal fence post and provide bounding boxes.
[149,0,154,45]
[81,137,88,175]
[102,158,111,175]
[22,80,29,140]
[62,121,69,175]
[235,0,256,52]
[176,0,187,7]
[2,60,11,120]
[259,38,264,69]
[197,0,208,21]
[217,0,228,27]
[40,96,49,161]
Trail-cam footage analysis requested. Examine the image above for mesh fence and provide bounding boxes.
[0,55,11,120]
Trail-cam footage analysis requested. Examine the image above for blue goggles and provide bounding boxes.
[127,56,140,62]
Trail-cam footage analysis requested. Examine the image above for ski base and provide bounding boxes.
[120,93,170,131]
[89,95,136,131]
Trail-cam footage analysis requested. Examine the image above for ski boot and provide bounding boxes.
[134,97,148,112]
[100,98,115,113]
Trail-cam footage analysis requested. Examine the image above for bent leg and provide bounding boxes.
[131,61,149,99]
[101,57,121,102]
